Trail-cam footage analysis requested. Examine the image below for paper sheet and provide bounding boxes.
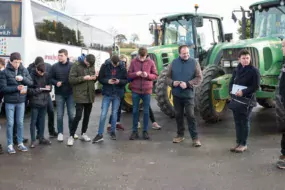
[231,84,247,94]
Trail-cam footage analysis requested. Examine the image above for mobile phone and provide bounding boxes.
[111,78,116,81]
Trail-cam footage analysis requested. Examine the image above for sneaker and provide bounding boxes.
[0,144,3,154]
[110,132,116,140]
[192,139,202,147]
[67,136,74,146]
[173,136,185,143]
[107,124,111,133]
[74,134,79,139]
[30,142,36,148]
[142,131,150,140]
[57,133,64,142]
[80,133,91,142]
[129,131,139,140]
[152,122,161,130]
[49,131,58,138]
[277,155,285,169]
[92,134,104,143]
[116,123,124,131]
[230,144,239,152]
[7,145,16,154]
[137,122,141,129]
[39,138,51,145]
[235,145,247,153]
[17,143,28,152]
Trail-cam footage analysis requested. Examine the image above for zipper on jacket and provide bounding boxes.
[140,62,143,93]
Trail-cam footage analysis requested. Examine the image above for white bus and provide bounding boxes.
[0,0,114,99]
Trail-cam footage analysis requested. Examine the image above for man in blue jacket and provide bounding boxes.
[0,52,33,154]
[50,49,76,142]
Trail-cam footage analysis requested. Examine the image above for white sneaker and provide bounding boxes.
[74,134,79,139]
[81,133,91,142]
[57,133,64,142]
[67,136,74,146]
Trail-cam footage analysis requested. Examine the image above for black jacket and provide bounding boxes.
[0,63,33,104]
[229,63,260,106]
[98,59,128,98]
[49,59,73,96]
[28,70,51,108]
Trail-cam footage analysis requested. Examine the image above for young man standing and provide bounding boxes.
[0,52,33,153]
[0,58,5,154]
[50,49,76,142]
[92,55,127,143]
[127,47,158,140]
[167,45,203,147]
[67,54,97,146]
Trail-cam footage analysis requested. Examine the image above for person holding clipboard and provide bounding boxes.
[228,49,260,153]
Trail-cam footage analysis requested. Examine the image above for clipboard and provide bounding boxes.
[231,84,247,94]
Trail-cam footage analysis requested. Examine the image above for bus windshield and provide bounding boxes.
[0,2,22,37]
[254,6,285,38]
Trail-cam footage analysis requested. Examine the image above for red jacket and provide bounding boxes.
[128,56,158,94]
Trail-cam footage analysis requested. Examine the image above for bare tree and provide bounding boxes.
[40,0,67,11]
[131,33,140,44]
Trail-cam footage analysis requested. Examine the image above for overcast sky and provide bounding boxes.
[63,0,257,44]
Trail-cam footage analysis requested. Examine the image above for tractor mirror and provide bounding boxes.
[225,33,233,42]
[195,16,203,27]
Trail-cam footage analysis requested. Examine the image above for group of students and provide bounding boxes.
[0,44,285,171]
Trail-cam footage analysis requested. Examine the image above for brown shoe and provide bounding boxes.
[173,136,184,143]
[230,144,239,152]
[192,139,202,147]
[235,145,247,153]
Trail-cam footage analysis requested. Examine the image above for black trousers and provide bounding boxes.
[173,96,198,139]
[281,134,285,156]
[70,103,93,137]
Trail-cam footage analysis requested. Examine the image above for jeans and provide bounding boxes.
[281,134,285,156]
[132,92,151,132]
[173,96,198,139]
[30,107,46,142]
[98,95,121,135]
[108,97,123,124]
[138,106,155,123]
[232,107,253,146]
[36,95,55,135]
[70,103,93,137]
[5,103,25,146]
[55,94,75,134]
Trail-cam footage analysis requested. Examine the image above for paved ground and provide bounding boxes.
[0,95,285,190]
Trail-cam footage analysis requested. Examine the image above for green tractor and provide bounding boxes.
[122,5,233,116]
[197,0,285,123]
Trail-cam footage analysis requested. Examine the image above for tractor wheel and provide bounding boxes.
[198,65,226,123]
[155,67,175,118]
[257,98,275,108]
[276,72,285,133]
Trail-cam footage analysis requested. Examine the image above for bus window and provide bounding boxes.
[77,22,92,48]
[0,2,21,37]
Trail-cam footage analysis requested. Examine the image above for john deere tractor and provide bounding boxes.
[122,5,233,117]
[197,0,285,123]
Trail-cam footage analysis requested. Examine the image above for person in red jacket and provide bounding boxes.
[127,47,158,140]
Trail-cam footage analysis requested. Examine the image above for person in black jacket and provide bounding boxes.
[229,49,260,153]
[0,52,33,154]
[92,55,128,143]
[28,63,52,148]
[28,57,57,138]
[49,49,76,142]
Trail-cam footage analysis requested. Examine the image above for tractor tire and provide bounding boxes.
[198,65,226,123]
[155,67,175,118]
[257,98,275,108]
[276,72,285,133]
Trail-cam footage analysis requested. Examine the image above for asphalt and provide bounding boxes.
[0,95,285,190]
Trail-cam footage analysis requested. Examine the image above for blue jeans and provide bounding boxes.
[55,94,75,134]
[30,107,46,142]
[232,107,253,146]
[5,103,25,146]
[132,92,151,132]
[98,95,121,135]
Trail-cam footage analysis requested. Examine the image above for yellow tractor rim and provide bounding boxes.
[124,92,143,105]
[211,84,226,113]
[167,86,174,106]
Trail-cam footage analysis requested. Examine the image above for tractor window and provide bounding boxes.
[254,6,285,38]
[196,18,221,52]
[164,19,194,46]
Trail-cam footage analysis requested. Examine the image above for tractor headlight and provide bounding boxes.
[223,61,231,67]
[232,60,239,67]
